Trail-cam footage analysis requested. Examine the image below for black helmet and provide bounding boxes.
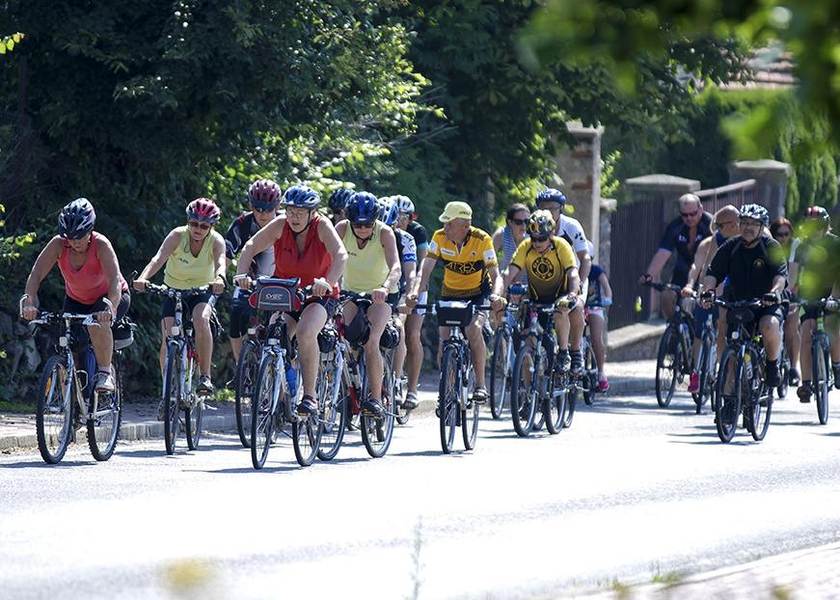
[58,198,96,239]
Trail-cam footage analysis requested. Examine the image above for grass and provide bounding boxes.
[0,400,35,414]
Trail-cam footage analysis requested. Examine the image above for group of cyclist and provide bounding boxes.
[20,181,616,431]
[643,193,840,403]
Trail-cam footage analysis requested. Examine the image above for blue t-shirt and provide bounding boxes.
[658,212,713,284]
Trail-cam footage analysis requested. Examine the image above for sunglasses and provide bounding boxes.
[252,206,275,214]
[188,221,211,230]
[775,230,791,237]
[531,234,550,243]
[681,210,700,219]
[352,221,375,229]
[510,218,528,226]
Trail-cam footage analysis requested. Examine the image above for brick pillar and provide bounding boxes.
[553,125,603,250]
[728,159,791,219]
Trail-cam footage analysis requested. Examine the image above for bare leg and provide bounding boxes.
[406,313,425,394]
[465,312,488,388]
[799,319,815,380]
[192,303,213,377]
[364,303,390,401]
[230,336,243,363]
[393,315,407,379]
[589,314,607,376]
[760,315,781,362]
[295,303,328,398]
[88,322,114,371]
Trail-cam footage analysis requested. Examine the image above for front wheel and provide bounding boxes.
[814,340,831,425]
[87,359,123,461]
[185,360,202,451]
[461,365,479,450]
[489,327,512,420]
[251,358,277,469]
[694,331,715,414]
[36,355,73,464]
[438,345,460,453]
[234,340,260,448]
[544,367,567,435]
[745,350,772,442]
[510,345,539,437]
[162,345,182,455]
[655,328,679,408]
[582,342,597,406]
[360,353,395,458]
[317,360,348,462]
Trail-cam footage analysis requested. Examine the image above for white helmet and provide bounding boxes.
[739,203,769,226]
[393,195,415,215]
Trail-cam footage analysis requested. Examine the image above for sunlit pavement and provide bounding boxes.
[2,387,840,600]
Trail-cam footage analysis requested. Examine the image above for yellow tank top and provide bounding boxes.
[164,226,221,289]
[342,221,395,293]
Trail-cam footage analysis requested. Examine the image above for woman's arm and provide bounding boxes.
[23,237,63,310]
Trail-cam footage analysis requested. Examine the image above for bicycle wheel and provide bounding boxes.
[814,338,830,425]
[562,384,578,429]
[292,414,322,466]
[713,348,741,443]
[186,360,203,451]
[163,345,182,456]
[87,359,123,461]
[234,340,260,447]
[776,346,790,400]
[694,331,714,414]
[544,366,567,434]
[489,327,512,420]
[582,342,597,406]
[462,363,479,450]
[510,345,538,437]
[395,374,410,426]
[35,354,73,464]
[317,362,348,462]
[250,358,277,469]
[361,354,396,458]
[655,327,679,408]
[745,349,772,441]
[438,345,459,453]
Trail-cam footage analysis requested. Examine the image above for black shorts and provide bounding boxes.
[161,290,213,320]
[671,269,690,288]
[229,289,255,338]
[63,291,131,323]
[285,295,339,322]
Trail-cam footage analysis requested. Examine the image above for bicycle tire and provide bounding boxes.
[163,345,182,455]
[185,358,202,451]
[743,348,771,441]
[544,367,566,434]
[234,340,260,448]
[582,342,597,406]
[292,413,322,466]
[438,345,459,453]
[489,327,512,420]
[714,348,741,443]
[562,385,578,429]
[776,346,790,400]
[814,338,830,425]
[510,345,538,437]
[87,359,123,461]
[36,354,73,464]
[462,363,479,450]
[317,361,348,462]
[250,357,277,469]
[361,353,395,458]
[655,327,679,408]
[694,331,714,414]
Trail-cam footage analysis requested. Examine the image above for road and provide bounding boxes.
[2,388,840,600]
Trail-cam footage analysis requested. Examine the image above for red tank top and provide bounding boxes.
[57,232,128,305]
[273,214,338,295]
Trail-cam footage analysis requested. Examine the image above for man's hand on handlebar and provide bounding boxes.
[19,295,37,321]
[311,277,332,298]
[371,287,388,304]
[132,278,149,292]
[680,285,696,298]
[405,292,419,309]
[489,294,506,312]
[762,291,780,307]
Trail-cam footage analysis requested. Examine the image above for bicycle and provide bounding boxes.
[802,297,839,424]
[142,283,215,455]
[509,300,569,437]
[691,306,716,415]
[580,317,599,406]
[314,318,348,461]
[643,282,694,408]
[712,297,773,443]
[249,277,325,468]
[28,308,131,464]
[335,293,398,459]
[488,284,525,420]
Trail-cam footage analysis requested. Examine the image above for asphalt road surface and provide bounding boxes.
[2,388,840,600]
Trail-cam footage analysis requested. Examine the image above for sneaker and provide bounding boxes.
[570,351,583,377]
[296,395,318,417]
[797,382,813,403]
[403,391,419,411]
[558,349,571,372]
[833,364,840,390]
[94,370,115,393]
[765,361,781,388]
[471,387,488,405]
[361,397,384,418]
[687,371,700,393]
[788,367,800,387]
[596,377,610,393]
[196,375,214,395]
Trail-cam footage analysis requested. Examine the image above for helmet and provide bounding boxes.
[527,209,555,239]
[247,179,282,211]
[281,184,320,210]
[536,188,566,207]
[58,198,96,239]
[347,191,379,225]
[738,203,769,226]
[328,188,355,213]
[379,196,400,226]
[392,195,415,215]
[805,205,830,224]
[186,197,221,224]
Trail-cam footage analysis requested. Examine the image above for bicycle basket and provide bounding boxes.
[113,317,136,350]
[436,300,474,327]
[251,277,301,312]
[379,320,401,350]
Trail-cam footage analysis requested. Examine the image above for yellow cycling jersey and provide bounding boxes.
[428,226,497,298]
[510,236,576,302]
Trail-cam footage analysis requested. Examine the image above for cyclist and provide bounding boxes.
[134,198,226,395]
[680,204,740,392]
[700,204,787,388]
[643,193,712,320]
[792,206,840,401]
[380,196,418,408]
[771,217,802,386]
[535,188,591,374]
[406,201,505,404]
[21,198,130,393]
[328,187,354,226]
[584,241,613,391]
[492,203,530,276]
[233,184,348,417]
[224,179,281,366]
[335,192,402,416]
[502,210,580,372]
[394,195,430,408]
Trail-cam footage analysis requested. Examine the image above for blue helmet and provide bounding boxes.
[347,191,379,225]
[328,187,355,213]
[379,196,400,226]
[536,188,566,207]
[281,184,320,210]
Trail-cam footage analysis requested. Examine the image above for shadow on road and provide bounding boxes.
[0,459,98,469]
[186,464,297,474]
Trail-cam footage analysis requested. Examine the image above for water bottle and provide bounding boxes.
[285,362,298,397]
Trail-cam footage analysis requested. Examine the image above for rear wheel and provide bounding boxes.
[655,327,679,408]
[234,340,260,448]
[36,355,73,464]
[162,345,182,455]
[582,341,597,406]
[251,358,277,469]
[745,350,772,441]
[317,359,348,462]
[713,348,740,443]
[438,345,459,453]
[813,339,830,425]
[461,364,479,450]
[777,346,790,400]
[489,327,512,420]
[694,331,715,414]
[510,344,538,437]
[87,358,123,461]
[186,360,203,451]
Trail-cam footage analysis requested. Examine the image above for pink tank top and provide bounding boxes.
[57,232,127,305]
[273,214,338,296]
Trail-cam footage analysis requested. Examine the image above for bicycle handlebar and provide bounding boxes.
[642,281,684,294]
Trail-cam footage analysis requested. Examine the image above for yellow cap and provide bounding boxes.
[439,201,473,223]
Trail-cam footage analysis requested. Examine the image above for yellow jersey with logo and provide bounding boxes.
[510,236,576,302]
[428,226,497,298]
[164,226,223,289]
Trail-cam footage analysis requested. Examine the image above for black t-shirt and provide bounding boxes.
[708,235,787,301]
[658,212,713,277]
[794,232,840,300]
[406,220,428,252]
[225,212,275,278]
[587,264,604,307]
